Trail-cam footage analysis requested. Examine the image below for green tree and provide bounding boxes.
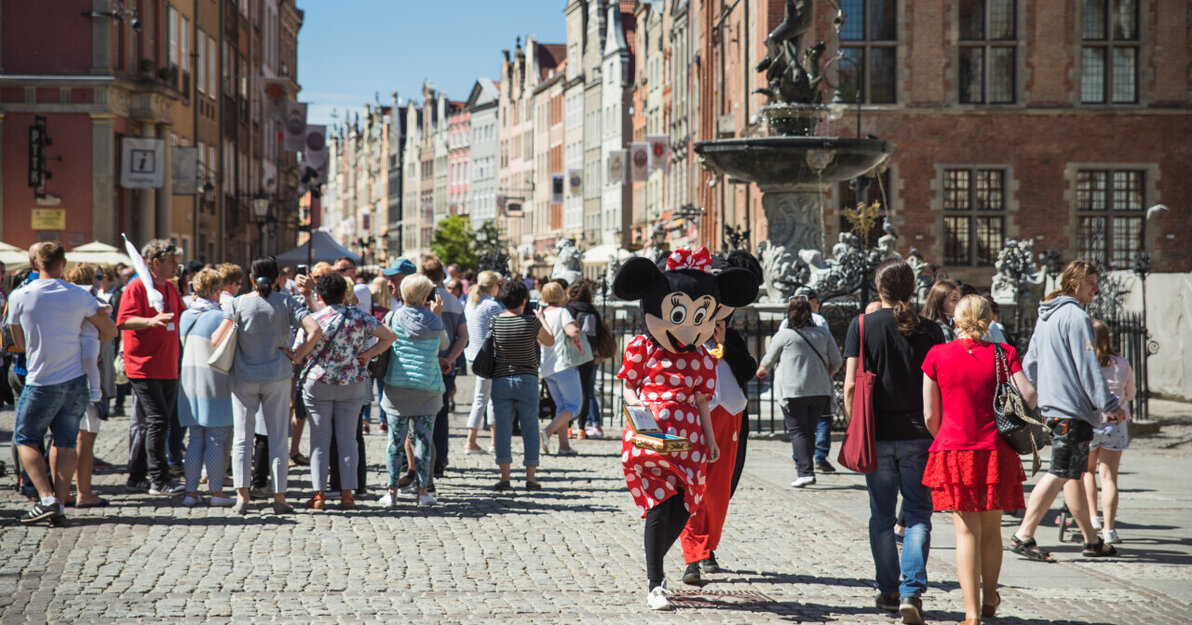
[430,215,478,269]
[473,219,503,258]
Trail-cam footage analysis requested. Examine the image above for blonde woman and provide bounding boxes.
[1082,319,1134,545]
[537,282,585,457]
[463,271,503,453]
[922,295,1036,625]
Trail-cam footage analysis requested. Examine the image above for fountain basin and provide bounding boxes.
[695,136,893,190]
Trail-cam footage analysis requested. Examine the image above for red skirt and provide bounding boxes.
[922,448,1026,512]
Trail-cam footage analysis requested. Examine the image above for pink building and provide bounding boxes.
[447,103,470,216]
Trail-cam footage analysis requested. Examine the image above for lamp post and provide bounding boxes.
[252,194,270,257]
[1132,250,1152,421]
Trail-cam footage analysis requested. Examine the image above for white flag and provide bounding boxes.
[122,233,164,313]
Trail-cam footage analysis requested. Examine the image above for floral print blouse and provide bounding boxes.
[303,304,379,385]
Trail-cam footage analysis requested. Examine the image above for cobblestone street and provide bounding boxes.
[2,377,1190,625]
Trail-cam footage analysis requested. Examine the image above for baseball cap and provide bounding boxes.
[382,258,417,276]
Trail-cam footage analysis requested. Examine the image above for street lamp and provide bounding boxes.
[252,194,270,257]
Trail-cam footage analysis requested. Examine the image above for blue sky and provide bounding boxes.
[297,1,568,127]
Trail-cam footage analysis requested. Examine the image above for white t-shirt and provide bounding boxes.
[7,278,101,386]
[539,306,575,377]
[353,283,373,314]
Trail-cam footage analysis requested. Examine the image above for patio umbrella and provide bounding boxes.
[0,242,31,271]
[65,241,133,267]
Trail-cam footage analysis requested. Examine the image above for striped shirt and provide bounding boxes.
[491,314,542,378]
[464,297,503,362]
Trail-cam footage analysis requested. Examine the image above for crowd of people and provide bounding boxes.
[4,240,1139,623]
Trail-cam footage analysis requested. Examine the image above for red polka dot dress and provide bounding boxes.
[616,335,718,518]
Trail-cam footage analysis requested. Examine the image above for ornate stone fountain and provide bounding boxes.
[694,0,893,302]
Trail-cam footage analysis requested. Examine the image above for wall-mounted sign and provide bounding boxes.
[120,137,165,189]
[31,208,65,230]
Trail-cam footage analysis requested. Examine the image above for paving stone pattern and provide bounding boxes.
[2,377,1190,624]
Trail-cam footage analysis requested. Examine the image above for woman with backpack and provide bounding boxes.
[756,295,842,488]
[565,280,609,438]
[537,281,589,456]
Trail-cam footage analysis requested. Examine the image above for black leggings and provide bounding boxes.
[644,490,690,590]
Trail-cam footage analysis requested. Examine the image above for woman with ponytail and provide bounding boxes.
[212,257,322,515]
[842,259,945,622]
[922,295,1037,625]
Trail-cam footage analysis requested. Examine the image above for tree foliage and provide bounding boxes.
[430,215,477,269]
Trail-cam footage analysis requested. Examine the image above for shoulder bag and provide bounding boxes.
[837,314,878,474]
[207,298,240,375]
[367,310,393,379]
[471,316,499,379]
[993,343,1049,474]
[593,314,617,360]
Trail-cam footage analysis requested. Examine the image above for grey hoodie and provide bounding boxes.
[1023,296,1120,425]
[394,305,448,348]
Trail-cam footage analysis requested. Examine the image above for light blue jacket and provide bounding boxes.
[384,305,447,394]
[1023,296,1120,425]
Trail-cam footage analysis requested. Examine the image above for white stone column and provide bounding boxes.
[155,124,172,240]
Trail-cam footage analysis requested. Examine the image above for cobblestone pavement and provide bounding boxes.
[1,377,1189,625]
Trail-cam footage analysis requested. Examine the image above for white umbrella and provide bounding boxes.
[0,242,31,271]
[65,241,133,267]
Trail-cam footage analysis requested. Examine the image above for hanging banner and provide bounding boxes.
[607,149,626,184]
[299,125,328,194]
[263,80,288,122]
[569,168,582,191]
[171,146,199,194]
[648,135,670,174]
[551,174,565,204]
[630,142,649,182]
[120,137,165,189]
[284,102,308,151]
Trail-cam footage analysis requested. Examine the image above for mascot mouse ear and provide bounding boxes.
[612,256,663,302]
[716,267,760,308]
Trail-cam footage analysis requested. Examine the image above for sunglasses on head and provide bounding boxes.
[152,245,178,261]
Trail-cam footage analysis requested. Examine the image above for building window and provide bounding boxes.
[942,168,1006,266]
[839,0,897,104]
[1081,0,1138,103]
[958,0,1016,104]
[1076,169,1144,267]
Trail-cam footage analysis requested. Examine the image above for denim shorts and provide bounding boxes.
[14,375,89,448]
[1046,417,1094,480]
[543,368,582,415]
[1090,422,1129,451]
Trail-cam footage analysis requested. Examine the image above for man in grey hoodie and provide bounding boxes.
[1011,260,1127,561]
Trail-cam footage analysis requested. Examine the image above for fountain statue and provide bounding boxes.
[550,238,583,285]
[991,239,1044,305]
[695,0,893,302]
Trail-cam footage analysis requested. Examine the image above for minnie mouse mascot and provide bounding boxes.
[612,247,758,610]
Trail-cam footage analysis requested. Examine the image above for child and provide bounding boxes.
[1082,319,1134,544]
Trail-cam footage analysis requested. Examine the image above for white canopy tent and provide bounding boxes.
[64,241,133,267]
[0,242,31,272]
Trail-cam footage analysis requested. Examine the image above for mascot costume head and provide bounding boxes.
[613,247,759,354]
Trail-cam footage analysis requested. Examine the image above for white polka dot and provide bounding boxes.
[704,357,714,369]
[645,461,656,468]
[732,431,738,442]
[692,450,701,462]
[705,379,715,389]
[651,468,662,476]
[691,360,701,371]
[666,427,677,435]
[631,487,641,497]
[684,376,694,387]
[678,429,688,439]
[648,358,657,368]
[630,353,643,363]
[661,359,673,368]
[677,392,687,402]
[688,431,699,443]
[680,451,689,460]
[621,451,630,462]
[669,374,681,385]
[640,477,650,488]
[626,369,637,379]
[676,360,686,370]
[632,447,642,457]
[637,505,646,515]
[683,503,691,512]
[659,408,670,419]
[661,391,673,400]
[654,488,665,499]
[654,374,664,384]
[647,392,658,400]
[624,430,633,442]
[646,497,654,507]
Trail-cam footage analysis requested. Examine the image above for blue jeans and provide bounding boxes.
[543,368,582,415]
[865,438,933,599]
[14,375,88,448]
[814,414,833,462]
[490,374,540,467]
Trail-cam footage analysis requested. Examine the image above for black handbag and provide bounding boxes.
[471,334,497,379]
[993,343,1049,474]
[367,311,393,379]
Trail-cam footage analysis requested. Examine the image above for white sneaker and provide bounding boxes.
[539,429,552,455]
[209,495,236,507]
[1103,529,1121,544]
[1091,516,1102,530]
[417,493,438,507]
[646,579,672,610]
[397,486,418,499]
[790,476,816,488]
[378,492,396,507]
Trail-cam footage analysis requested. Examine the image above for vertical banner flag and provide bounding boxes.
[569,168,582,190]
[607,150,626,184]
[171,146,199,195]
[263,80,288,122]
[648,135,670,174]
[630,142,649,182]
[551,174,565,203]
[284,102,308,151]
[300,125,329,194]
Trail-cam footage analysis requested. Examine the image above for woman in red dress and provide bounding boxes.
[922,295,1038,625]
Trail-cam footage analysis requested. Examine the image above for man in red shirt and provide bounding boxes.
[117,240,185,494]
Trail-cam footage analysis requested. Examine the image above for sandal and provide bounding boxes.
[1009,535,1056,563]
[982,590,1001,618]
[289,453,310,467]
[1082,537,1118,557]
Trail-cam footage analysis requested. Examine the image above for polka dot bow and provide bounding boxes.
[666,247,713,273]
